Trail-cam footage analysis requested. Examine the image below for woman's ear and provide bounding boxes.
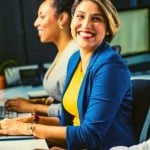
[58,12,69,29]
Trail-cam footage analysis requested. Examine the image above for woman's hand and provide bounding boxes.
[0,118,30,135]
[30,97,54,105]
[14,114,34,123]
[4,98,34,113]
[50,147,66,150]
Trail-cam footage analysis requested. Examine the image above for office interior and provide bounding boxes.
[0,0,150,88]
[0,0,150,148]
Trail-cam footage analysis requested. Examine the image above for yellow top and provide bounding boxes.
[63,62,84,126]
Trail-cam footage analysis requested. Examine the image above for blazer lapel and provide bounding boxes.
[77,42,107,122]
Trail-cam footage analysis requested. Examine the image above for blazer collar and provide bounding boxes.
[87,41,107,70]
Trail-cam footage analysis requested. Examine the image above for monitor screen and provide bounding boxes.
[110,8,150,56]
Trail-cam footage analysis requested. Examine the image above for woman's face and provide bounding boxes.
[34,0,59,43]
[71,0,107,51]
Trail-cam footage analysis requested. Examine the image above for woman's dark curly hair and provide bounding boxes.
[51,0,75,18]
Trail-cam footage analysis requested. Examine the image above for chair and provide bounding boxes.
[131,79,150,142]
[139,107,150,142]
[112,45,121,54]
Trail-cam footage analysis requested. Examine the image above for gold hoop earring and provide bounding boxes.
[59,24,64,29]
[106,32,109,36]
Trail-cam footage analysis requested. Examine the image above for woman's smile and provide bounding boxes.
[78,30,96,39]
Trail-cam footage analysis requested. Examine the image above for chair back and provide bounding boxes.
[131,79,150,142]
[112,45,121,54]
[139,107,150,142]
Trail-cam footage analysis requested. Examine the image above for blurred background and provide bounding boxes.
[0,0,149,88]
[0,0,149,65]
[0,0,57,66]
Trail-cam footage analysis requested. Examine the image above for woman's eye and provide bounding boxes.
[40,15,45,19]
[76,14,84,19]
[92,16,103,22]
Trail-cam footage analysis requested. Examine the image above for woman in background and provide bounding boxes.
[5,0,78,118]
[0,0,136,149]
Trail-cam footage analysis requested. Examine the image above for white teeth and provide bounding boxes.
[79,32,93,37]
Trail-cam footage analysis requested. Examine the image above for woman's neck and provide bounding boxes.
[55,31,72,53]
[46,34,72,79]
[80,50,93,73]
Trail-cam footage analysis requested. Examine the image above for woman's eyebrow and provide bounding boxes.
[75,11,104,16]
[93,13,104,17]
[75,10,85,14]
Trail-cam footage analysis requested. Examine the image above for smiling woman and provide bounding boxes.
[71,1,107,53]
[4,0,78,117]
[0,0,136,149]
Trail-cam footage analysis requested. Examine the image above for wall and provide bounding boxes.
[0,0,149,67]
[0,0,57,66]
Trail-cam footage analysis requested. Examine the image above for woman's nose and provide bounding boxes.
[82,18,92,28]
[34,18,39,27]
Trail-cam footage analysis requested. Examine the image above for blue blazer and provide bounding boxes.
[61,42,136,150]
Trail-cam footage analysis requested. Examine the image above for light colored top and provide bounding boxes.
[43,40,78,117]
[63,61,84,126]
